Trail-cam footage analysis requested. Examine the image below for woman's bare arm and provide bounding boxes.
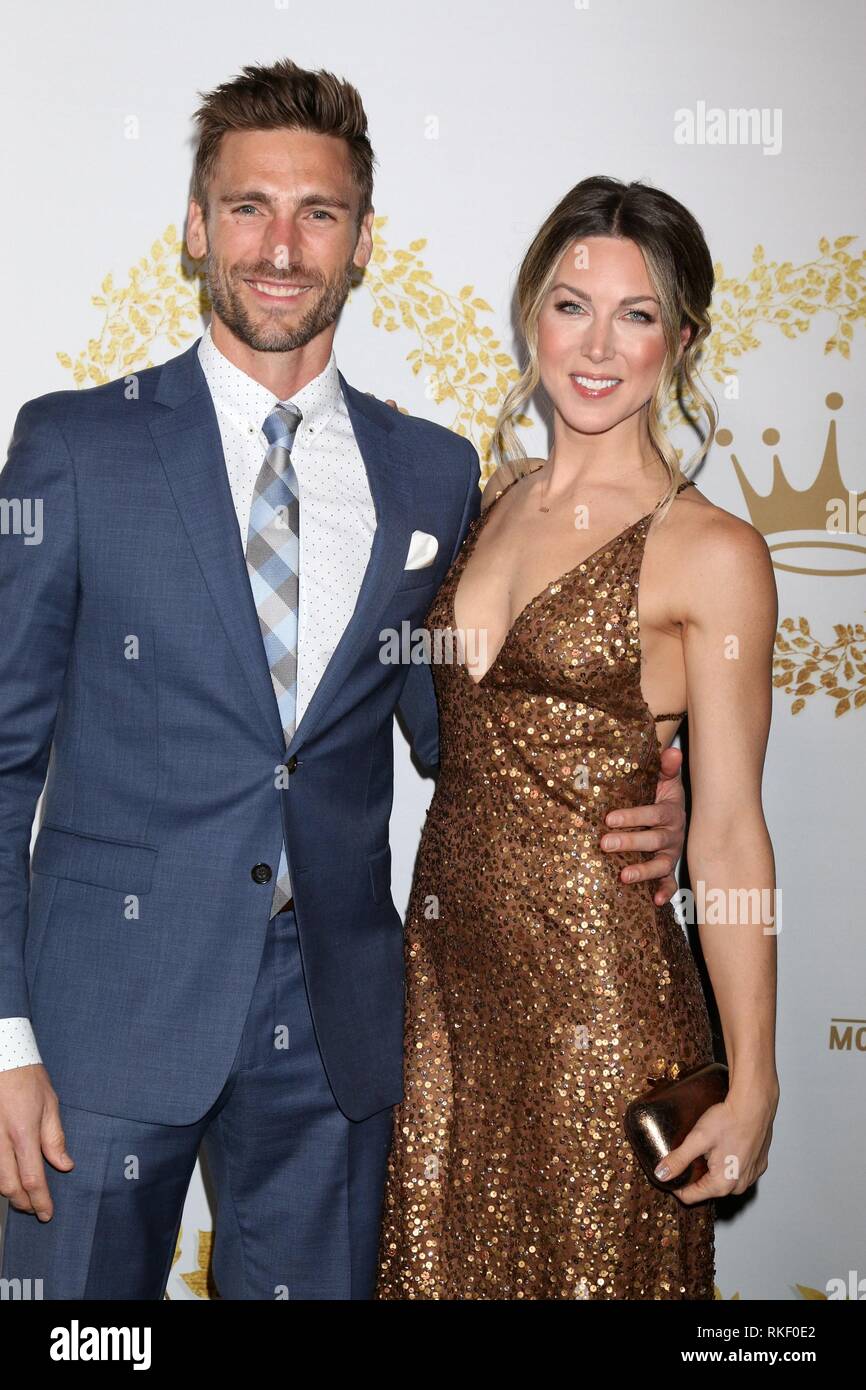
[684,512,779,1087]
[660,508,780,1200]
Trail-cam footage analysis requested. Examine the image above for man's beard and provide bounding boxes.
[204,252,356,352]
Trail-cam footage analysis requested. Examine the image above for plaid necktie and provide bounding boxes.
[246,401,303,916]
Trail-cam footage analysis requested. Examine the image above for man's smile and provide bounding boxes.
[243,278,315,302]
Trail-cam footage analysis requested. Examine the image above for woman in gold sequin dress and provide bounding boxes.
[376,178,779,1300]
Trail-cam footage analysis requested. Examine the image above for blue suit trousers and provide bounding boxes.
[1,905,394,1300]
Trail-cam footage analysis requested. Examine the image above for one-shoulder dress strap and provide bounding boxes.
[480,458,543,514]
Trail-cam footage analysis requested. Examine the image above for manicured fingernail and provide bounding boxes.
[607,813,622,826]
[623,868,636,881]
[655,1164,670,1179]
[604,836,621,850]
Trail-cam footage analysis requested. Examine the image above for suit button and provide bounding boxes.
[251,863,272,884]
[286,754,298,773]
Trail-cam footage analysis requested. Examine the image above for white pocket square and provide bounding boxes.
[404,530,439,570]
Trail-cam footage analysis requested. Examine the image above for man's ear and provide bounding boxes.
[187,198,208,260]
[353,206,375,273]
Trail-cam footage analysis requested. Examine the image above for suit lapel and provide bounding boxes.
[149,339,416,758]
[286,371,414,756]
[149,342,286,751]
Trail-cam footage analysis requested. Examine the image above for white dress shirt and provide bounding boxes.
[0,322,376,1071]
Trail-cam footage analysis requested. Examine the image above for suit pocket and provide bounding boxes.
[394,568,440,592]
[367,844,393,904]
[32,824,158,894]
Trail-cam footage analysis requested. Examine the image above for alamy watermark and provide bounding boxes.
[0,497,43,544]
[379,621,487,669]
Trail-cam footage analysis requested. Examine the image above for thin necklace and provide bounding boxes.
[536,458,674,513]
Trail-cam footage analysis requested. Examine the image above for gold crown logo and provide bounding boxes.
[718,394,866,575]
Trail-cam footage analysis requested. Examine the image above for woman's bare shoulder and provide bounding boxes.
[655,482,776,624]
[667,482,771,565]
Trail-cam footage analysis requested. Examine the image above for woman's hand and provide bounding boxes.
[654,1080,780,1205]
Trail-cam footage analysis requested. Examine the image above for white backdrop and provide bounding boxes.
[1,0,864,1301]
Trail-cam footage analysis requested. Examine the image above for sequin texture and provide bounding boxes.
[375,478,715,1300]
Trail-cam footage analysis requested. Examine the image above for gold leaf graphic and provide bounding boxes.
[774,616,866,715]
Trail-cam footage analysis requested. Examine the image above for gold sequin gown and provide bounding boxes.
[376,474,715,1300]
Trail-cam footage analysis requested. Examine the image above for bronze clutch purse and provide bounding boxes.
[624,1061,729,1191]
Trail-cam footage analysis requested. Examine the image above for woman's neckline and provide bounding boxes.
[452,474,694,690]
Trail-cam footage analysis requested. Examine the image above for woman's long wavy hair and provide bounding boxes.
[492,176,717,520]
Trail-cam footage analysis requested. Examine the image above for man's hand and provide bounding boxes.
[600,745,687,905]
[0,1064,74,1221]
[365,392,402,411]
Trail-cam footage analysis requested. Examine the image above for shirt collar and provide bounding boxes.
[197,319,343,441]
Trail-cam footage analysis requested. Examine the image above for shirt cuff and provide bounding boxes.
[0,1017,43,1071]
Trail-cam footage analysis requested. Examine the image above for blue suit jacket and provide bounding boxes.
[0,337,481,1124]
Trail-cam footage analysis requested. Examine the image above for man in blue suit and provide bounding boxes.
[0,58,687,1298]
